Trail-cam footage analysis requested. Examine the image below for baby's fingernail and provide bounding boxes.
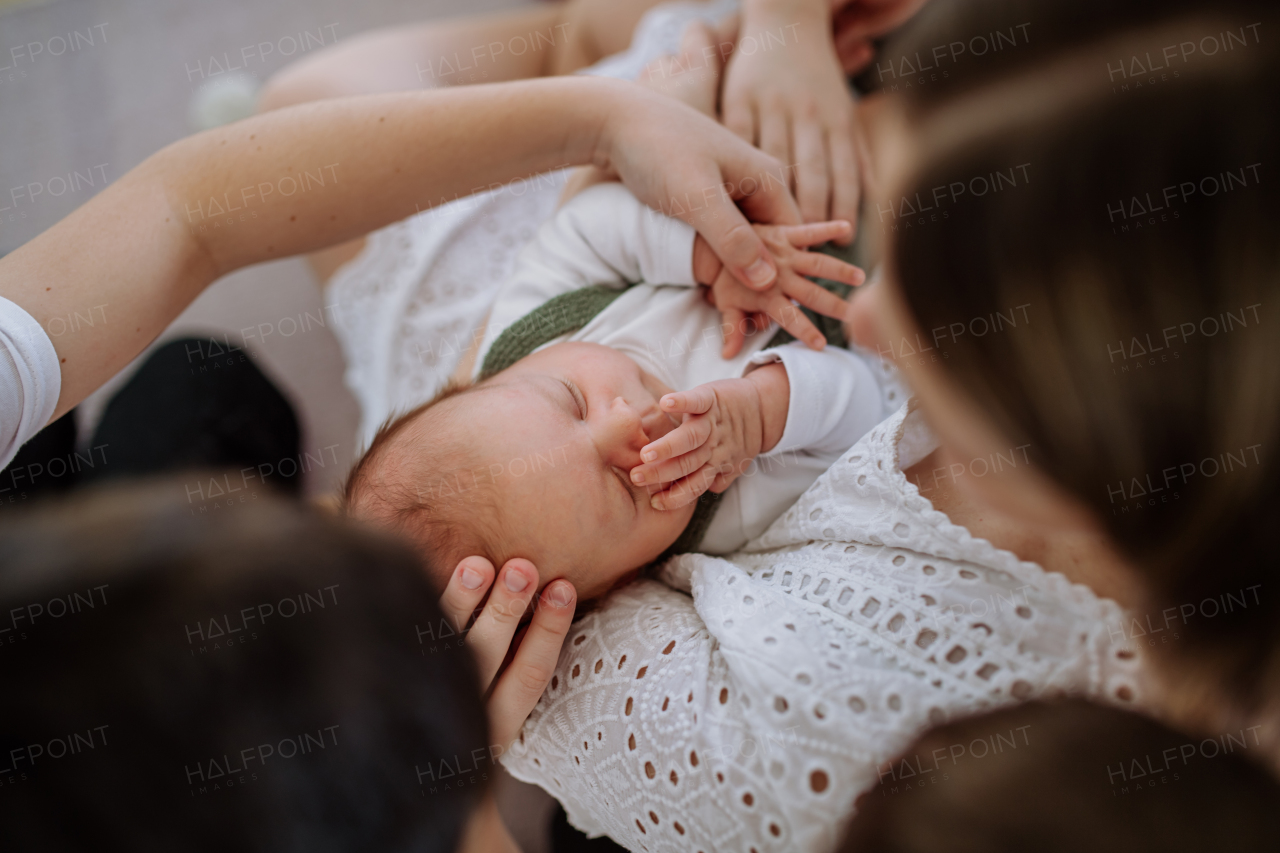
[504,569,530,593]
[745,257,775,287]
[460,566,484,590]
[642,450,657,462]
[632,469,646,483]
[547,582,575,608]
[650,495,664,510]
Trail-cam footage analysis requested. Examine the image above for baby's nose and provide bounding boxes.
[598,397,649,467]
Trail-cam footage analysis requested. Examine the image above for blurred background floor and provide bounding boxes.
[1,0,558,847]
[0,0,527,498]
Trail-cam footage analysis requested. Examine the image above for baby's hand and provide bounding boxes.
[693,220,865,357]
[629,378,767,511]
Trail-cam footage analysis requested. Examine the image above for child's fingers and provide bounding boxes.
[485,579,577,749]
[438,556,495,633]
[780,273,855,321]
[719,305,748,358]
[710,468,741,494]
[649,464,720,511]
[632,441,714,489]
[639,416,712,467]
[766,292,827,350]
[781,220,854,248]
[658,385,717,420]
[465,558,540,688]
[787,251,866,287]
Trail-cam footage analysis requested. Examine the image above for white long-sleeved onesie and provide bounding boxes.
[474,183,898,553]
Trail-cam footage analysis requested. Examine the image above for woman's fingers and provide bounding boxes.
[649,464,719,511]
[438,556,495,633]
[828,126,862,241]
[465,558,540,688]
[486,580,577,750]
[781,220,854,247]
[757,92,791,178]
[786,250,866,287]
[793,110,832,223]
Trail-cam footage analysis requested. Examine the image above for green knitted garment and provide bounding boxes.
[477,257,852,555]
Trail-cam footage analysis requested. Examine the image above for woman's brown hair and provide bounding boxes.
[883,0,1279,717]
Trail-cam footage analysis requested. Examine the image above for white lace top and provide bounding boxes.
[501,404,1150,852]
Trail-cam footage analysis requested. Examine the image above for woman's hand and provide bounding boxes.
[596,78,802,292]
[437,557,577,753]
[720,0,868,234]
[831,0,933,74]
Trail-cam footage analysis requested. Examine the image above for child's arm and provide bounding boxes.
[629,342,885,510]
[511,182,700,301]
[625,364,788,510]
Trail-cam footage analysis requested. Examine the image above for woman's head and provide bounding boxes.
[0,479,487,852]
[857,0,1279,714]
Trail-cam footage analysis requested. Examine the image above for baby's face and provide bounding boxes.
[456,342,696,599]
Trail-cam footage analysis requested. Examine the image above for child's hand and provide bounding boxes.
[692,220,865,357]
[631,364,789,511]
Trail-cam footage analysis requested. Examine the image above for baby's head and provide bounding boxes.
[345,342,696,600]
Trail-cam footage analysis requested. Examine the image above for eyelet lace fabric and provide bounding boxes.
[503,405,1151,853]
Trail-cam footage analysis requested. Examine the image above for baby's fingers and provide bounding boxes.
[780,273,855,322]
[719,306,748,359]
[639,415,712,466]
[787,250,867,287]
[767,292,827,350]
[781,220,854,248]
[632,441,714,489]
[649,464,719,511]
[657,385,716,421]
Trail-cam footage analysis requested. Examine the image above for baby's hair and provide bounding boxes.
[343,380,502,579]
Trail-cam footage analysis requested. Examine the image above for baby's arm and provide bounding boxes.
[512,182,698,300]
[630,342,884,510]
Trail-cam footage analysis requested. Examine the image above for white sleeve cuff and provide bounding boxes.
[746,342,884,458]
[0,295,62,470]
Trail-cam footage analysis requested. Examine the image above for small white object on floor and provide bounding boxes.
[187,73,260,131]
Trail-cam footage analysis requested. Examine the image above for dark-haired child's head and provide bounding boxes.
[842,700,1280,853]
[0,478,486,853]
[345,341,695,601]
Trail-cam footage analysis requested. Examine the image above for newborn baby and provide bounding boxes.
[346,184,893,599]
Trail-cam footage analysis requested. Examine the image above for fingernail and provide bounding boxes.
[745,257,775,287]
[460,566,484,590]
[547,582,574,608]
[642,450,657,463]
[632,469,646,483]
[504,569,530,593]
[650,495,664,510]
